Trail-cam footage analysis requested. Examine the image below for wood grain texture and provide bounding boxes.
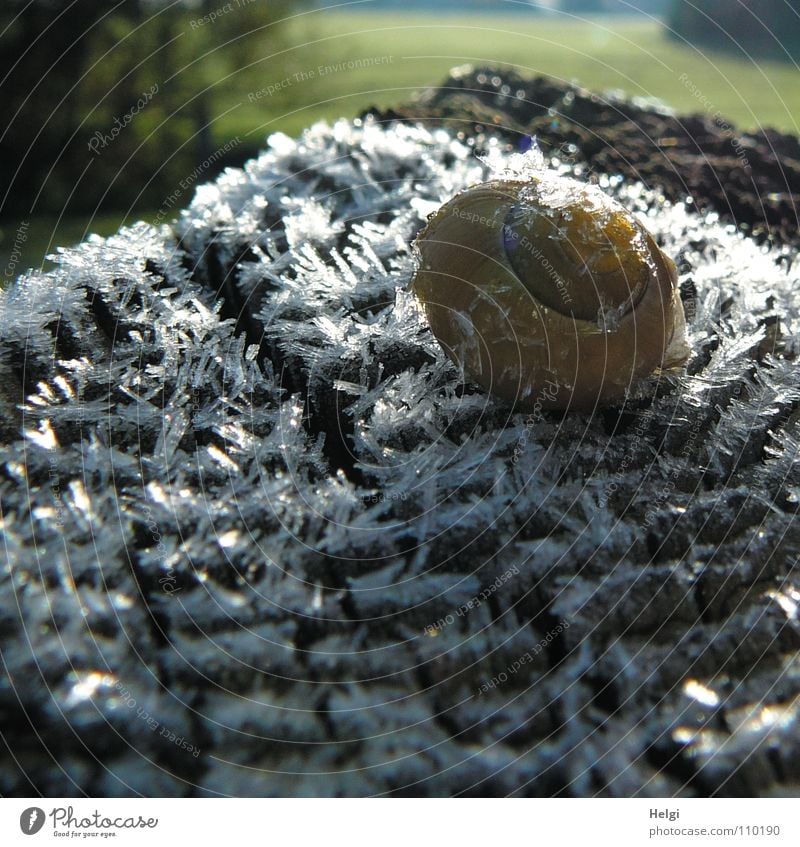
[1,70,799,797]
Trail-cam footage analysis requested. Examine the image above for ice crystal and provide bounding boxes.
[2,116,800,797]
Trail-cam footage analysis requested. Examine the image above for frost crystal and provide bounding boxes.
[1,117,800,797]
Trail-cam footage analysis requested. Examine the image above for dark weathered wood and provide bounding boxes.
[1,70,799,797]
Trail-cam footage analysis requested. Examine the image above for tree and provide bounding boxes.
[0,1,116,218]
[561,0,607,12]
[0,0,295,220]
[667,0,800,58]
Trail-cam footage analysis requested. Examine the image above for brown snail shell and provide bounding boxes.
[411,174,690,411]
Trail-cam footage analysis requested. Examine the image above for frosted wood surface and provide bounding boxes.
[1,84,799,796]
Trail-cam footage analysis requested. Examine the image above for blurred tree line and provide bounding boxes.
[559,0,669,12]
[0,0,295,220]
[667,0,800,58]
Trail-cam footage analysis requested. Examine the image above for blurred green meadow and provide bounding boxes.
[3,8,800,278]
[235,11,800,137]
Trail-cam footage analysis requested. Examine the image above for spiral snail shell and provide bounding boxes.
[411,173,690,411]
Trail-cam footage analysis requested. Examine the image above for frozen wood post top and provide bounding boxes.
[1,69,799,797]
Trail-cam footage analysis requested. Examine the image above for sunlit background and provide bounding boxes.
[2,0,799,276]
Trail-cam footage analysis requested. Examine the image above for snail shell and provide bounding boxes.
[411,174,690,411]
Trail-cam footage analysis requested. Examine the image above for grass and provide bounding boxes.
[4,10,800,279]
[219,11,800,140]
